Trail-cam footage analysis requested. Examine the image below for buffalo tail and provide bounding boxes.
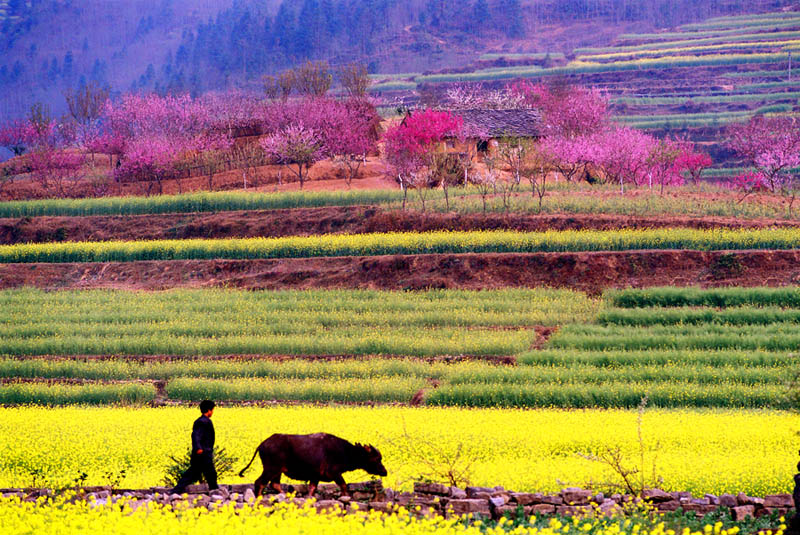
[238,447,259,477]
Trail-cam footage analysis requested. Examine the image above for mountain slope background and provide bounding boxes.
[0,0,794,119]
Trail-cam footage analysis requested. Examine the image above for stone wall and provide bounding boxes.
[0,483,794,522]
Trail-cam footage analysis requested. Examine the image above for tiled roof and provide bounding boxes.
[447,109,542,138]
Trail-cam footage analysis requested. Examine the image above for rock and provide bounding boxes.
[348,481,383,493]
[449,487,467,499]
[643,489,674,503]
[704,494,719,506]
[671,491,692,501]
[593,493,605,504]
[489,496,506,508]
[393,492,413,506]
[527,503,556,515]
[494,504,519,519]
[656,501,681,512]
[598,499,621,517]
[448,499,491,516]
[210,487,230,499]
[383,488,395,502]
[733,505,756,521]
[243,489,255,502]
[682,504,716,515]
[186,484,208,494]
[410,495,440,507]
[719,494,738,508]
[229,484,252,493]
[466,486,495,498]
[414,482,450,496]
[169,493,182,501]
[561,488,592,505]
[511,493,544,505]
[338,495,352,503]
[765,494,793,508]
[542,495,564,505]
[691,498,711,506]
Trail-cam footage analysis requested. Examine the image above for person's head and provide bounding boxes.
[200,399,215,417]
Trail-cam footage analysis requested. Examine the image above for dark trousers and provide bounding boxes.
[172,452,218,493]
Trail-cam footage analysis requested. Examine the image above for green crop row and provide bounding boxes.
[426,381,789,409]
[0,382,155,405]
[618,21,800,43]
[607,286,800,308]
[724,68,791,78]
[738,79,800,90]
[478,52,565,60]
[4,375,783,408]
[0,286,593,323]
[418,53,795,84]
[579,39,800,63]
[0,358,786,386]
[0,288,595,357]
[613,90,800,106]
[0,189,408,217]
[681,15,800,31]
[0,327,532,358]
[550,326,800,351]
[519,349,791,367]
[166,377,425,404]
[4,227,800,264]
[576,30,800,55]
[597,306,800,326]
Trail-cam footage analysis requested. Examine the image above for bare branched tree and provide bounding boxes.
[294,61,332,97]
[338,62,371,98]
[64,81,109,126]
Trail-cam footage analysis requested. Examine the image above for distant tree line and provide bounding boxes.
[152,0,794,94]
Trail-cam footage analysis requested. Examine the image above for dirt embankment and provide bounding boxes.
[2,207,799,244]
[2,250,799,294]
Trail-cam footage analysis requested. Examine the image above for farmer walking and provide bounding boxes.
[171,399,219,494]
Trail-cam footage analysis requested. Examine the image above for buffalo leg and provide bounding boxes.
[308,480,318,498]
[333,475,349,497]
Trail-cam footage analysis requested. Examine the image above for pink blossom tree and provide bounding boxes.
[592,127,657,193]
[28,149,86,197]
[382,109,464,210]
[727,116,800,193]
[510,81,609,138]
[646,138,685,195]
[0,119,34,156]
[325,99,379,187]
[674,143,713,185]
[260,124,326,189]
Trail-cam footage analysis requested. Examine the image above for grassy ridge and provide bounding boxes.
[0,189,408,217]
[3,228,800,263]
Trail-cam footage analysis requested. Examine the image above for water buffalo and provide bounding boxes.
[238,432,387,497]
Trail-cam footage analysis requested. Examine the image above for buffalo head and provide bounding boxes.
[358,443,387,476]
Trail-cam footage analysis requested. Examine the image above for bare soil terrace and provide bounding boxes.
[2,249,798,294]
[3,206,800,244]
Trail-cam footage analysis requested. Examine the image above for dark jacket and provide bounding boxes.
[191,415,215,455]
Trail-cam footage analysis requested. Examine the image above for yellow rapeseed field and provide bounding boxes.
[0,406,795,497]
[0,497,757,535]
